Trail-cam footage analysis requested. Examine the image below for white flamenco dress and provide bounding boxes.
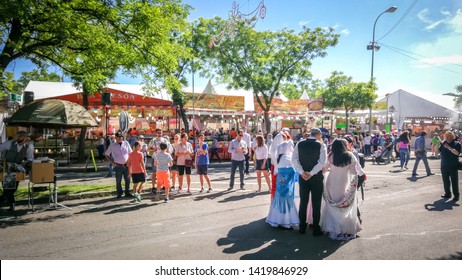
[320,153,362,240]
[266,140,300,228]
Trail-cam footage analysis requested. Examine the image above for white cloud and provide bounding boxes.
[340,29,350,36]
[298,20,310,26]
[448,9,462,33]
[420,55,462,65]
[417,8,454,31]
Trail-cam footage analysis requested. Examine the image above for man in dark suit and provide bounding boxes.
[292,128,327,236]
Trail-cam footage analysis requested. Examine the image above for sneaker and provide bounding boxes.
[135,193,142,202]
[132,198,137,203]
[207,188,213,193]
[170,186,175,192]
[152,188,157,194]
[227,186,234,191]
[187,188,191,194]
[178,188,182,194]
[164,197,169,203]
[200,188,205,193]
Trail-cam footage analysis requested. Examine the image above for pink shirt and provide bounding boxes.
[398,141,409,149]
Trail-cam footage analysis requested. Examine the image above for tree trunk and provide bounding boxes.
[179,106,189,132]
[264,110,271,134]
[330,110,335,135]
[77,89,89,163]
[345,109,350,134]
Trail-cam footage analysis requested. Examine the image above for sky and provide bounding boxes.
[179,0,462,109]
[6,0,462,109]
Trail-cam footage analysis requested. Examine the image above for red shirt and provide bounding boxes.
[127,151,145,173]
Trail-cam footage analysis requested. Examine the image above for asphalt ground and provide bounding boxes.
[0,154,461,261]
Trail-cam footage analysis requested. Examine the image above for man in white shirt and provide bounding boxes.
[241,127,252,175]
[292,128,327,236]
[228,130,248,190]
[363,134,372,157]
[105,131,133,198]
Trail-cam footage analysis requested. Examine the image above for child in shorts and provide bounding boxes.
[127,142,148,203]
[154,142,173,202]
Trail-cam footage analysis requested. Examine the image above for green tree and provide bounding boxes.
[321,71,377,134]
[0,72,18,97]
[198,18,339,133]
[443,84,462,110]
[1,0,191,162]
[18,69,61,89]
[1,0,190,94]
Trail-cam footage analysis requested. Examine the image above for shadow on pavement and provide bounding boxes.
[407,175,426,182]
[434,251,462,260]
[217,218,344,260]
[217,190,268,203]
[424,198,460,211]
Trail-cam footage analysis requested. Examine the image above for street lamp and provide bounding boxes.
[368,6,397,134]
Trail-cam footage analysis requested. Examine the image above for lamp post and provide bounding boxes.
[368,6,397,134]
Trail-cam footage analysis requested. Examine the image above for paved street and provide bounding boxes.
[1,156,461,260]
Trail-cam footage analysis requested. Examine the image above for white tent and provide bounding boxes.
[385,89,460,130]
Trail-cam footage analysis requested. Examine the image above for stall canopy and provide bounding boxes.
[6,99,98,128]
[24,81,174,107]
[376,89,461,130]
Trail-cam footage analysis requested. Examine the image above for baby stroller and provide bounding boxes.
[372,147,395,164]
[372,149,388,164]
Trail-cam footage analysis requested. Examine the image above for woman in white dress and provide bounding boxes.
[266,133,300,229]
[320,138,362,240]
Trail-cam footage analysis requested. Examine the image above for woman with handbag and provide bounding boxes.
[175,133,194,193]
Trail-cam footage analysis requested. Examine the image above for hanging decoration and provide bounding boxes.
[209,0,267,48]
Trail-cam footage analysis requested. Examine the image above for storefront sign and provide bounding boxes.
[254,97,308,115]
[185,93,245,111]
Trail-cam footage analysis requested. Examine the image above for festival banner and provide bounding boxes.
[185,93,245,111]
[253,96,308,115]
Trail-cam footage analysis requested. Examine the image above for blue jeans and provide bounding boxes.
[230,160,245,188]
[107,162,113,176]
[399,148,410,168]
[114,165,130,195]
[412,150,431,175]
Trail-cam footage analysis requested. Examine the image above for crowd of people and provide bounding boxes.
[98,125,462,240]
[2,125,459,240]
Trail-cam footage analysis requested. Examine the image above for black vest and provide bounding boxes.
[5,141,29,164]
[297,139,321,175]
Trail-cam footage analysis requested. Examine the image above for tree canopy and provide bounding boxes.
[443,84,462,110]
[0,0,191,95]
[197,17,339,133]
[321,71,377,133]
